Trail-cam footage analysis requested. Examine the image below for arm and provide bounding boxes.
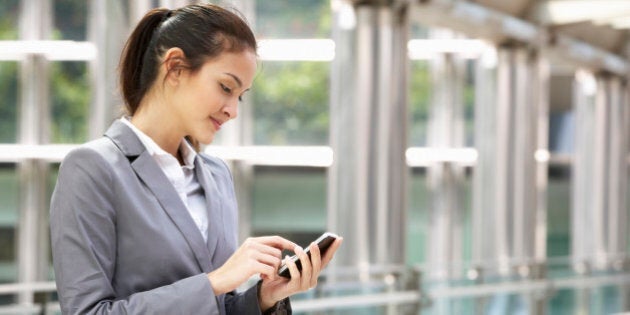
[50,147,219,315]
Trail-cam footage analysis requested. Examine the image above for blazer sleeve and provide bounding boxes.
[50,147,220,315]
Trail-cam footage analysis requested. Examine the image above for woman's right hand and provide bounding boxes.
[207,236,297,295]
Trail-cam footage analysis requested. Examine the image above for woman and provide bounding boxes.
[50,4,342,314]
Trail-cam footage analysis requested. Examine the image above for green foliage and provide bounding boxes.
[253,61,329,145]
[409,61,430,146]
[50,62,90,143]
[0,63,18,143]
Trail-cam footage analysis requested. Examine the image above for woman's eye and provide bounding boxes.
[220,84,232,94]
[238,95,243,102]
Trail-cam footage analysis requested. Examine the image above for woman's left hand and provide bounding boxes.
[258,237,343,311]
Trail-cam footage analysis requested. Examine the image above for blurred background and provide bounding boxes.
[1,0,629,314]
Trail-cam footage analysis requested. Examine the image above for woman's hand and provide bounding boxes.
[207,236,296,296]
[258,237,343,311]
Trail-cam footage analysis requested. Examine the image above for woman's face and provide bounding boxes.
[172,50,257,144]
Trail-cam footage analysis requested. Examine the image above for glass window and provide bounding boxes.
[50,62,90,143]
[409,60,430,147]
[0,0,19,39]
[47,164,60,281]
[53,0,88,40]
[0,62,18,143]
[251,166,326,246]
[252,61,329,145]
[407,168,428,264]
[463,60,475,147]
[255,0,331,39]
[547,164,571,258]
[0,164,18,285]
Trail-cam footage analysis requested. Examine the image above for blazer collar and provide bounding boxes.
[104,120,214,273]
[194,157,223,261]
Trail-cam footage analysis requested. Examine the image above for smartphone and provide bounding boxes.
[277,232,339,279]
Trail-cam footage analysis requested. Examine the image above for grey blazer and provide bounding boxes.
[50,120,289,315]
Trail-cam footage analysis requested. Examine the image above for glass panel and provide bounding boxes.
[409,60,430,147]
[255,0,331,39]
[548,288,576,315]
[547,164,571,257]
[53,0,88,41]
[251,166,326,246]
[464,60,475,147]
[0,164,18,286]
[47,164,60,281]
[50,62,90,143]
[0,0,19,39]
[0,62,18,143]
[407,168,428,264]
[252,61,329,145]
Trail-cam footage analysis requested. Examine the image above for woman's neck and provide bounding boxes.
[130,99,183,158]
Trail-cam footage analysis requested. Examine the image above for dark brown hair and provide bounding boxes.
[119,4,257,115]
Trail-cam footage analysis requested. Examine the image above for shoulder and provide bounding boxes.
[59,137,121,183]
[198,152,232,179]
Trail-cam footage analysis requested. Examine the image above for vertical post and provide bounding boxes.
[426,29,466,315]
[473,45,548,314]
[328,0,409,288]
[17,0,52,306]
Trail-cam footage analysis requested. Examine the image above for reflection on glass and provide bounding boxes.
[0,62,18,143]
[53,0,87,40]
[51,62,90,143]
[255,0,330,39]
[253,61,329,145]
[407,168,428,264]
[547,164,571,257]
[409,60,430,147]
[0,164,18,287]
[47,164,60,281]
[0,0,19,40]
[251,166,326,245]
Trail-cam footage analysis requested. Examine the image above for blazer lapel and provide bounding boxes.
[104,120,213,273]
[194,156,223,259]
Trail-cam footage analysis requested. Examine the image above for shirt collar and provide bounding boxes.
[120,117,197,168]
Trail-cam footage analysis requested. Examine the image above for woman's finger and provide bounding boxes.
[321,238,343,268]
[308,242,321,287]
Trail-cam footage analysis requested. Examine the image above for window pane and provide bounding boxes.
[0,164,18,285]
[255,0,330,38]
[407,168,428,264]
[409,60,430,147]
[53,0,88,41]
[251,166,326,246]
[47,164,60,281]
[0,62,18,143]
[0,0,19,39]
[253,61,329,145]
[547,164,571,257]
[51,62,90,143]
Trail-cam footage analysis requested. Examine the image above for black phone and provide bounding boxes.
[277,232,339,279]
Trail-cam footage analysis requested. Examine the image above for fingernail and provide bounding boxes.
[294,245,303,252]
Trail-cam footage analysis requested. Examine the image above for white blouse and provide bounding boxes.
[121,118,209,243]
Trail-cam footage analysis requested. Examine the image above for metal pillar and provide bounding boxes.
[425,29,467,315]
[473,45,548,314]
[17,0,52,306]
[328,0,409,291]
[572,71,629,314]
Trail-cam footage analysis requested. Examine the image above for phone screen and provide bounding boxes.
[277,232,338,279]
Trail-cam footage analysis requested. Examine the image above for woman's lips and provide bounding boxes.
[210,117,222,131]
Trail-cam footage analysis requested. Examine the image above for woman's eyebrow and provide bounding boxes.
[224,72,242,87]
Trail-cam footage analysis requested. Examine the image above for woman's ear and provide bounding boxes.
[162,47,187,85]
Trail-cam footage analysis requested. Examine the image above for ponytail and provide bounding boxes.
[119,8,171,115]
